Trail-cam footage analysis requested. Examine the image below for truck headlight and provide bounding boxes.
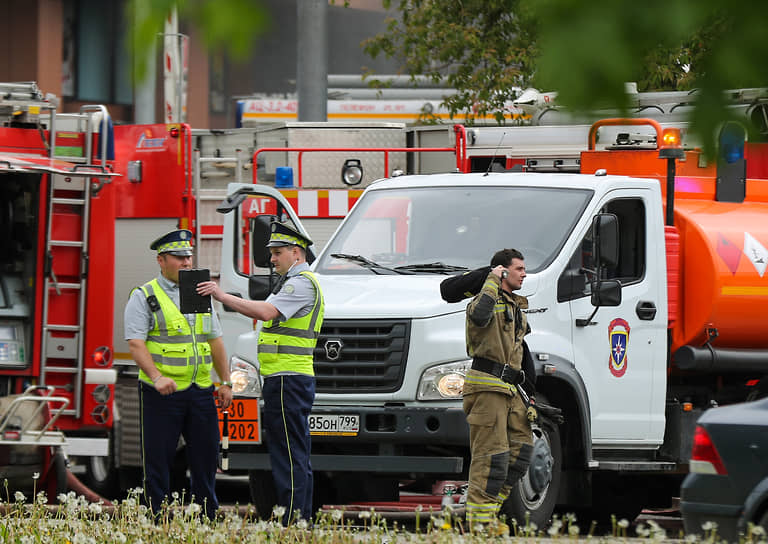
[417,360,471,400]
[229,355,262,397]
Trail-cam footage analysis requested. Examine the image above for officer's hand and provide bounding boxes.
[154,376,178,395]
[537,402,565,425]
[196,281,222,300]
[526,406,538,423]
[217,385,233,410]
[491,265,506,279]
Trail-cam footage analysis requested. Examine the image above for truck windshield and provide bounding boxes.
[316,186,592,274]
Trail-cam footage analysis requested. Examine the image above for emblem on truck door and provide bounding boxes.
[608,318,630,378]
[324,339,344,361]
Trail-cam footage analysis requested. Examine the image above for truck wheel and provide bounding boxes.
[248,469,278,519]
[501,418,562,529]
[82,454,119,499]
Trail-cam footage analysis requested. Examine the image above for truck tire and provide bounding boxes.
[248,469,278,519]
[82,454,119,500]
[500,417,562,529]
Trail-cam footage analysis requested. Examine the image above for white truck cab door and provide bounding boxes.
[216,184,312,360]
[561,191,666,446]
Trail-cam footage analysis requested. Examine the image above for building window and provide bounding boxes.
[69,0,133,105]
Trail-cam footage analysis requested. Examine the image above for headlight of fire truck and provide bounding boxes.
[229,355,262,397]
[417,360,470,400]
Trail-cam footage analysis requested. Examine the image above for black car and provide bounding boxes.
[681,397,768,542]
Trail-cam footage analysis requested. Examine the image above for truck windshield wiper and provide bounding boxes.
[394,262,470,274]
[330,253,415,275]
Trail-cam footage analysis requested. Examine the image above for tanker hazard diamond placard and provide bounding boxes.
[744,232,767,277]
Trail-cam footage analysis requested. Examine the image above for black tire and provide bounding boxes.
[248,469,278,519]
[501,417,562,529]
[81,454,120,500]
[45,449,68,501]
[759,510,768,533]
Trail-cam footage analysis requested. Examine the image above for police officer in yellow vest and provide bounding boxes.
[197,222,324,525]
[124,229,232,520]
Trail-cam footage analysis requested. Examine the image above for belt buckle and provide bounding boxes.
[501,366,523,385]
[500,365,514,384]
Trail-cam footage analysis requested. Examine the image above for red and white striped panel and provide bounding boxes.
[280,189,363,218]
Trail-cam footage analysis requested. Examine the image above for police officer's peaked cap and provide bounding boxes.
[150,229,194,256]
[266,222,312,249]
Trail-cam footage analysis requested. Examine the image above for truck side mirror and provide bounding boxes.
[590,279,622,307]
[251,215,276,268]
[592,213,619,269]
[249,273,281,300]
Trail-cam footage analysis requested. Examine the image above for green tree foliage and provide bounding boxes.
[363,0,538,124]
[365,0,768,150]
[128,0,268,81]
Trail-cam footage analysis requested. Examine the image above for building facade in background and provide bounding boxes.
[1,0,398,128]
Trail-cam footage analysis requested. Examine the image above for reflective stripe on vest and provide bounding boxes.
[137,279,213,389]
[258,271,324,376]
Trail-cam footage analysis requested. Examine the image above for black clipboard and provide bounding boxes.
[179,269,212,314]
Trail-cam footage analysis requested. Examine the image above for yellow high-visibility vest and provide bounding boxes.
[258,271,324,376]
[137,279,213,389]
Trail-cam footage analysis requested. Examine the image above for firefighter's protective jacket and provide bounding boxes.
[464,272,529,396]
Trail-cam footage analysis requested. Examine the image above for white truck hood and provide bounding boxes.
[315,273,539,319]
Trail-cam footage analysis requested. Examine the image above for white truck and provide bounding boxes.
[215,114,768,526]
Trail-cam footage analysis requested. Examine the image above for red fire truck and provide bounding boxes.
[0,82,452,499]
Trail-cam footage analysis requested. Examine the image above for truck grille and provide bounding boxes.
[314,319,410,393]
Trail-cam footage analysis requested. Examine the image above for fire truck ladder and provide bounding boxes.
[40,105,112,419]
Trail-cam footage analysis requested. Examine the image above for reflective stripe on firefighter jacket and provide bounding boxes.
[258,271,325,377]
[137,279,213,389]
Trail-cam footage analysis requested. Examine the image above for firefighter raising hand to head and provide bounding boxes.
[124,229,231,521]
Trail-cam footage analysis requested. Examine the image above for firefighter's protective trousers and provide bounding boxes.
[463,271,533,528]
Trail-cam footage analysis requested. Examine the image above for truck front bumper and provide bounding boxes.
[226,404,469,474]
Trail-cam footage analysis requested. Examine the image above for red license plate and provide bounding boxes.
[218,398,261,443]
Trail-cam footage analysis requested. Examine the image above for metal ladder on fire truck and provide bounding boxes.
[35,87,113,421]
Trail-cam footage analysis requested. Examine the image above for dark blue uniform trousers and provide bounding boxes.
[139,382,220,519]
[262,374,315,524]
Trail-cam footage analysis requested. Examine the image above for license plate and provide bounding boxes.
[218,398,261,443]
[309,414,360,436]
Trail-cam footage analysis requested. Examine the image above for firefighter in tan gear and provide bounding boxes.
[464,248,533,533]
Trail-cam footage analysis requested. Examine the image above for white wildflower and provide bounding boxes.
[88,502,102,515]
[636,523,650,537]
[617,518,630,529]
[113,532,127,544]
[36,491,47,505]
[32,472,39,480]
[548,525,559,536]
[684,535,698,543]
[272,505,286,518]
[569,524,580,536]
[331,508,343,521]
[358,510,372,519]
[295,518,309,530]
[13,491,25,502]
[185,502,201,516]
[752,525,766,536]
[702,521,718,531]
[414,504,423,512]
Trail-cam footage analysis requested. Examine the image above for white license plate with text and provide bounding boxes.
[309,414,360,436]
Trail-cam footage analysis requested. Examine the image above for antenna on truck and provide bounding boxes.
[484,131,506,176]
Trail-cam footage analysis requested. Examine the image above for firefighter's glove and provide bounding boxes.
[537,402,565,425]
[526,406,538,423]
